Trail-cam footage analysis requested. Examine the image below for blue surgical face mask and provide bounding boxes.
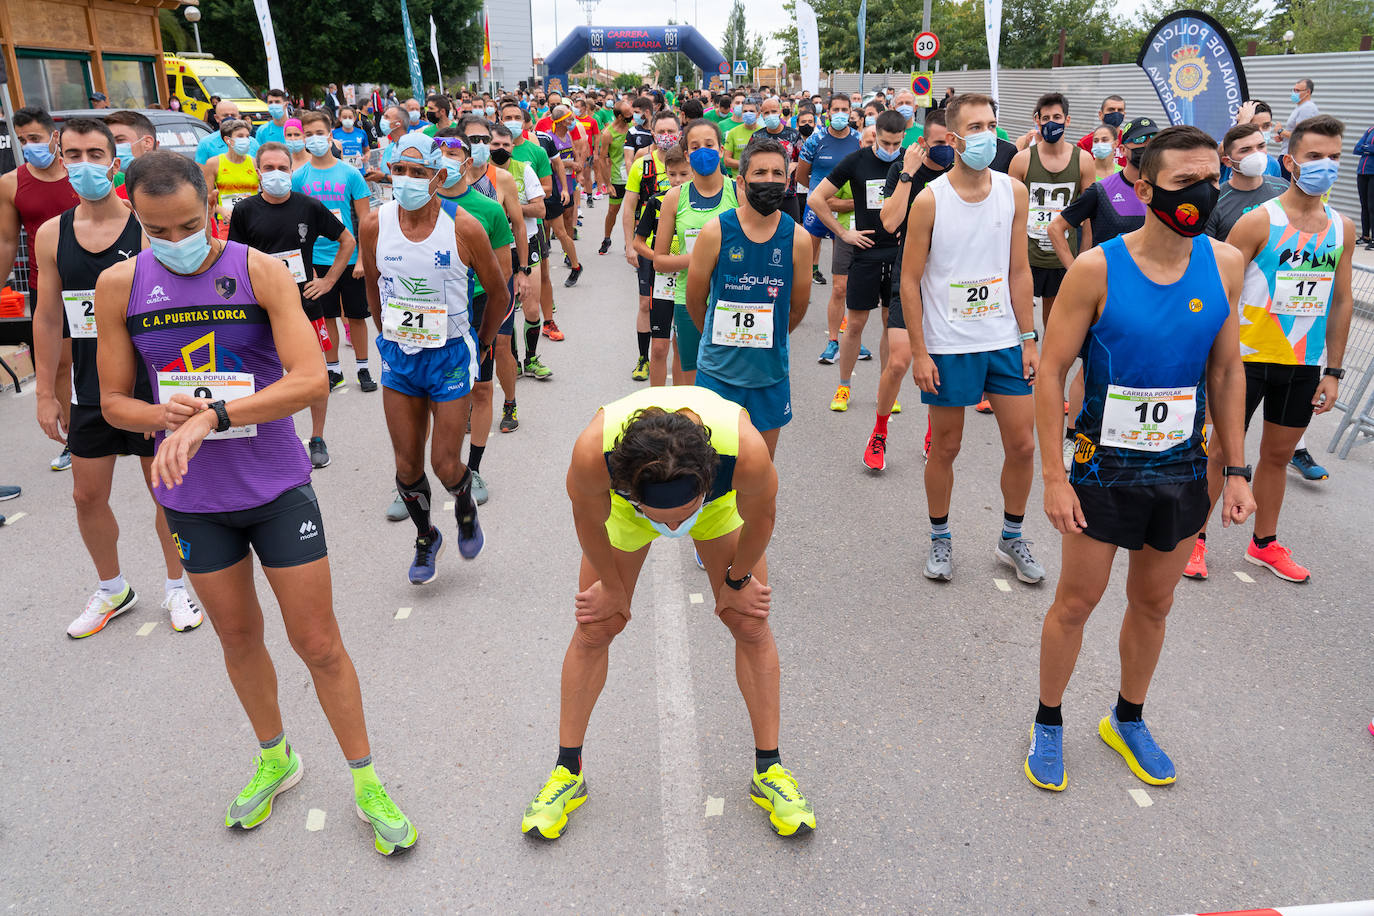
[269,103,286,120]
[286,138,306,154]
[1091,141,1114,160]
[732,104,743,117]
[830,112,849,131]
[742,111,758,126]
[304,135,330,157]
[897,104,915,121]
[259,169,292,197]
[1292,157,1339,197]
[688,146,721,175]
[115,142,134,164]
[379,117,392,134]
[393,175,435,210]
[485,105,496,116]
[469,142,490,168]
[762,113,781,130]
[1290,91,1301,103]
[22,141,54,169]
[232,136,253,155]
[633,112,645,126]
[874,145,900,162]
[643,502,705,539]
[66,160,114,200]
[408,109,422,123]
[503,119,524,136]
[442,159,467,187]
[927,143,956,169]
[956,130,997,171]
[865,115,877,128]
[148,220,212,275]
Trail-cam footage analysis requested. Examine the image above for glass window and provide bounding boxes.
[183,77,208,104]
[167,74,178,99]
[17,55,91,111]
[200,75,254,100]
[102,58,157,109]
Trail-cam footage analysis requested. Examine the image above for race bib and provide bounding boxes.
[1028,181,1075,247]
[156,371,257,439]
[947,276,1007,322]
[219,192,250,215]
[1270,270,1333,318]
[329,207,346,228]
[711,299,774,348]
[382,297,447,348]
[271,249,308,283]
[1100,385,1195,452]
[865,178,887,210]
[62,288,97,339]
[683,227,701,254]
[652,272,677,300]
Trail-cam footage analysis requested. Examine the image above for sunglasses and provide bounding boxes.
[434,136,468,149]
[465,134,492,144]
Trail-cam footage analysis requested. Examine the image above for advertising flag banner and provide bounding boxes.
[399,0,425,101]
[796,0,820,96]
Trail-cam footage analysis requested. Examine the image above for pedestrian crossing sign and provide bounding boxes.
[733,60,748,76]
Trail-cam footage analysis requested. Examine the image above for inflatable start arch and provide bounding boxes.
[543,25,730,93]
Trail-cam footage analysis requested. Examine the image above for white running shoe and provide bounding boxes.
[67,586,138,638]
[163,588,204,632]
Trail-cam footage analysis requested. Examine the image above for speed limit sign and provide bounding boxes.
[913,31,939,60]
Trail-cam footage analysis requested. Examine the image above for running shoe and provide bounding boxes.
[598,237,612,254]
[631,356,650,381]
[1024,723,1067,791]
[924,538,953,581]
[357,368,378,392]
[457,505,484,559]
[857,344,873,361]
[470,471,489,506]
[974,399,993,414]
[995,536,1045,584]
[0,484,20,501]
[1182,538,1208,580]
[1369,718,1374,738]
[162,588,203,632]
[328,370,346,391]
[1063,400,1070,416]
[694,548,705,570]
[355,782,418,855]
[565,266,582,287]
[409,528,444,585]
[542,320,565,341]
[891,401,901,414]
[749,764,816,837]
[1289,448,1328,480]
[830,384,850,412]
[51,446,71,472]
[1098,707,1176,786]
[840,317,847,333]
[818,340,839,364]
[812,267,827,286]
[521,765,587,839]
[564,254,572,268]
[67,585,138,638]
[923,420,932,460]
[225,746,303,830]
[308,436,331,469]
[863,431,887,471]
[387,491,408,522]
[1245,539,1310,583]
[501,402,520,432]
[524,355,553,380]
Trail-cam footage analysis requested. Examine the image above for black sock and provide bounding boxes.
[557,745,583,775]
[1035,701,1062,726]
[1253,533,1276,549]
[509,332,520,362]
[446,469,475,522]
[524,319,541,360]
[755,747,781,773]
[637,331,650,359]
[397,474,433,537]
[468,443,485,474]
[1065,426,1076,442]
[1116,694,1144,722]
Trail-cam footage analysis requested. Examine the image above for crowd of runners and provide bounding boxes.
[0,72,1361,853]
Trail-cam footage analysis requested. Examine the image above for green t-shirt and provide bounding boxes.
[903,124,924,146]
[605,126,629,185]
[440,188,514,296]
[422,124,438,137]
[705,110,731,125]
[511,138,552,180]
[723,123,760,174]
[593,107,614,129]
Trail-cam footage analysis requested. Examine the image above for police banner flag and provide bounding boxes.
[1136,10,1248,143]
[399,0,426,102]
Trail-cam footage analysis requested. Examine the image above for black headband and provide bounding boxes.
[633,476,702,509]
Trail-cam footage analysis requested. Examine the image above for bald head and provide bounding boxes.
[215,100,241,121]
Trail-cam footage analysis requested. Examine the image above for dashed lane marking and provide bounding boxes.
[689,593,704,604]
[1234,571,1255,583]
[306,808,327,831]
[395,607,412,620]
[1129,788,1153,808]
[3,511,27,526]
[136,622,158,637]
[704,796,724,817]
[994,578,1011,592]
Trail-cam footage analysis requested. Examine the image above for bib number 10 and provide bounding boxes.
[1134,401,1170,424]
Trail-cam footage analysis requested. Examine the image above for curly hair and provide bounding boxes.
[608,408,718,503]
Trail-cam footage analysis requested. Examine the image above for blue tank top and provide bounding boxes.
[697,208,794,387]
[1071,235,1229,487]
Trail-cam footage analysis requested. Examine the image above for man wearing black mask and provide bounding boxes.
[684,137,812,458]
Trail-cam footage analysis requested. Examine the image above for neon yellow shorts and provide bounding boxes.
[605,491,743,552]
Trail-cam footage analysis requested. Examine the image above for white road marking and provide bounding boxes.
[1234,571,1255,583]
[1129,788,1153,808]
[688,592,704,604]
[650,545,708,901]
[994,578,1011,592]
[306,808,327,831]
[394,606,412,620]
[3,511,26,526]
[136,622,158,637]
[704,796,724,817]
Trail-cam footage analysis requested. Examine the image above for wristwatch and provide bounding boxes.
[1223,465,1253,482]
[1019,329,1039,342]
[898,172,914,184]
[724,565,752,591]
[209,399,231,433]
[1322,367,1345,379]
[518,265,532,276]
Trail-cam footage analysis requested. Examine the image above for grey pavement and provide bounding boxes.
[2,203,1373,914]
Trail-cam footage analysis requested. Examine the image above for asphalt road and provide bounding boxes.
[2,199,1372,915]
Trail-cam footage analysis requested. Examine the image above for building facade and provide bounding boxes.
[463,0,534,92]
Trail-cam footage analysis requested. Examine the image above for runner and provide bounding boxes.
[892,90,924,147]
[573,99,601,206]
[899,93,1045,586]
[1027,125,1254,793]
[284,117,311,171]
[519,386,816,839]
[97,148,417,854]
[31,117,202,638]
[194,101,259,164]
[1220,114,1353,584]
[686,136,811,457]
[228,142,353,470]
[253,89,291,145]
[596,100,634,254]
[294,109,375,394]
[332,106,373,171]
[631,146,693,386]
[201,119,259,240]
[501,101,566,346]
[722,96,761,174]
[752,97,803,224]
[1074,95,1127,167]
[545,105,583,287]
[105,109,159,197]
[652,118,739,387]
[1086,125,1121,183]
[490,121,553,381]
[0,105,80,472]
[358,134,509,584]
[622,110,681,381]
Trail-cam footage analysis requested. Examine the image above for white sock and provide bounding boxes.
[98,574,126,596]
[165,577,185,595]
[326,361,340,372]
[1295,434,1308,451]
[356,359,370,371]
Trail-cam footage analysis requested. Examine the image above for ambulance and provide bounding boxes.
[164,53,269,126]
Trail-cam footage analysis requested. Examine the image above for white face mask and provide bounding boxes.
[1234,150,1268,178]
[340,118,355,130]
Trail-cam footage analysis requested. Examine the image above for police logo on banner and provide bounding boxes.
[1168,44,1209,100]
[1136,10,1248,144]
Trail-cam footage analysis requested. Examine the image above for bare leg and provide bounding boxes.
[71,454,120,580]
[1252,421,1305,539]
[836,308,870,385]
[986,392,1037,517]
[924,405,966,519]
[1038,531,1117,706]
[138,456,184,578]
[877,327,911,415]
[193,556,282,742]
[1118,539,1195,704]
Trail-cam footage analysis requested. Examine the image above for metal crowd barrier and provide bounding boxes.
[1326,264,1374,459]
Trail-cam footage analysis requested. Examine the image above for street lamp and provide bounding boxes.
[183,0,203,54]
[1283,29,1295,54]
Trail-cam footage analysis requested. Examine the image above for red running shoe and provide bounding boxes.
[864,432,887,471]
[1245,539,1310,583]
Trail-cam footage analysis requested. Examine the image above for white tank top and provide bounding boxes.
[919,171,1021,355]
[375,200,473,352]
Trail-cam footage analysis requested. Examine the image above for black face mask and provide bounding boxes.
[744,180,786,216]
[426,110,442,124]
[798,123,815,138]
[1129,146,1146,170]
[489,147,512,166]
[1146,178,1219,237]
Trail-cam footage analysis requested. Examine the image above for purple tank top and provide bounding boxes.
[125,241,311,513]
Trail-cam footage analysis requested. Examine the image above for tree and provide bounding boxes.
[159,8,189,54]
[648,19,698,88]
[1265,0,1374,53]
[614,72,643,91]
[721,0,769,76]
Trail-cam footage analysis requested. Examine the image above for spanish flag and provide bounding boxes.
[482,9,492,74]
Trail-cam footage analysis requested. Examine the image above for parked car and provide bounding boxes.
[2,107,212,173]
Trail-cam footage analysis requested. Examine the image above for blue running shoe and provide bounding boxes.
[857,344,873,361]
[409,528,444,584]
[1289,448,1329,480]
[457,508,484,559]
[818,340,839,364]
[1098,708,1176,785]
[1024,723,1066,791]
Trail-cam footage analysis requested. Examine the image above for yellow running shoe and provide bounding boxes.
[892,400,902,414]
[749,764,815,836]
[521,765,587,839]
[830,385,851,412]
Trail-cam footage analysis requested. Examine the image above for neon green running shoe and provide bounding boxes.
[749,764,816,837]
[521,765,587,839]
[355,783,418,855]
[224,747,303,830]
